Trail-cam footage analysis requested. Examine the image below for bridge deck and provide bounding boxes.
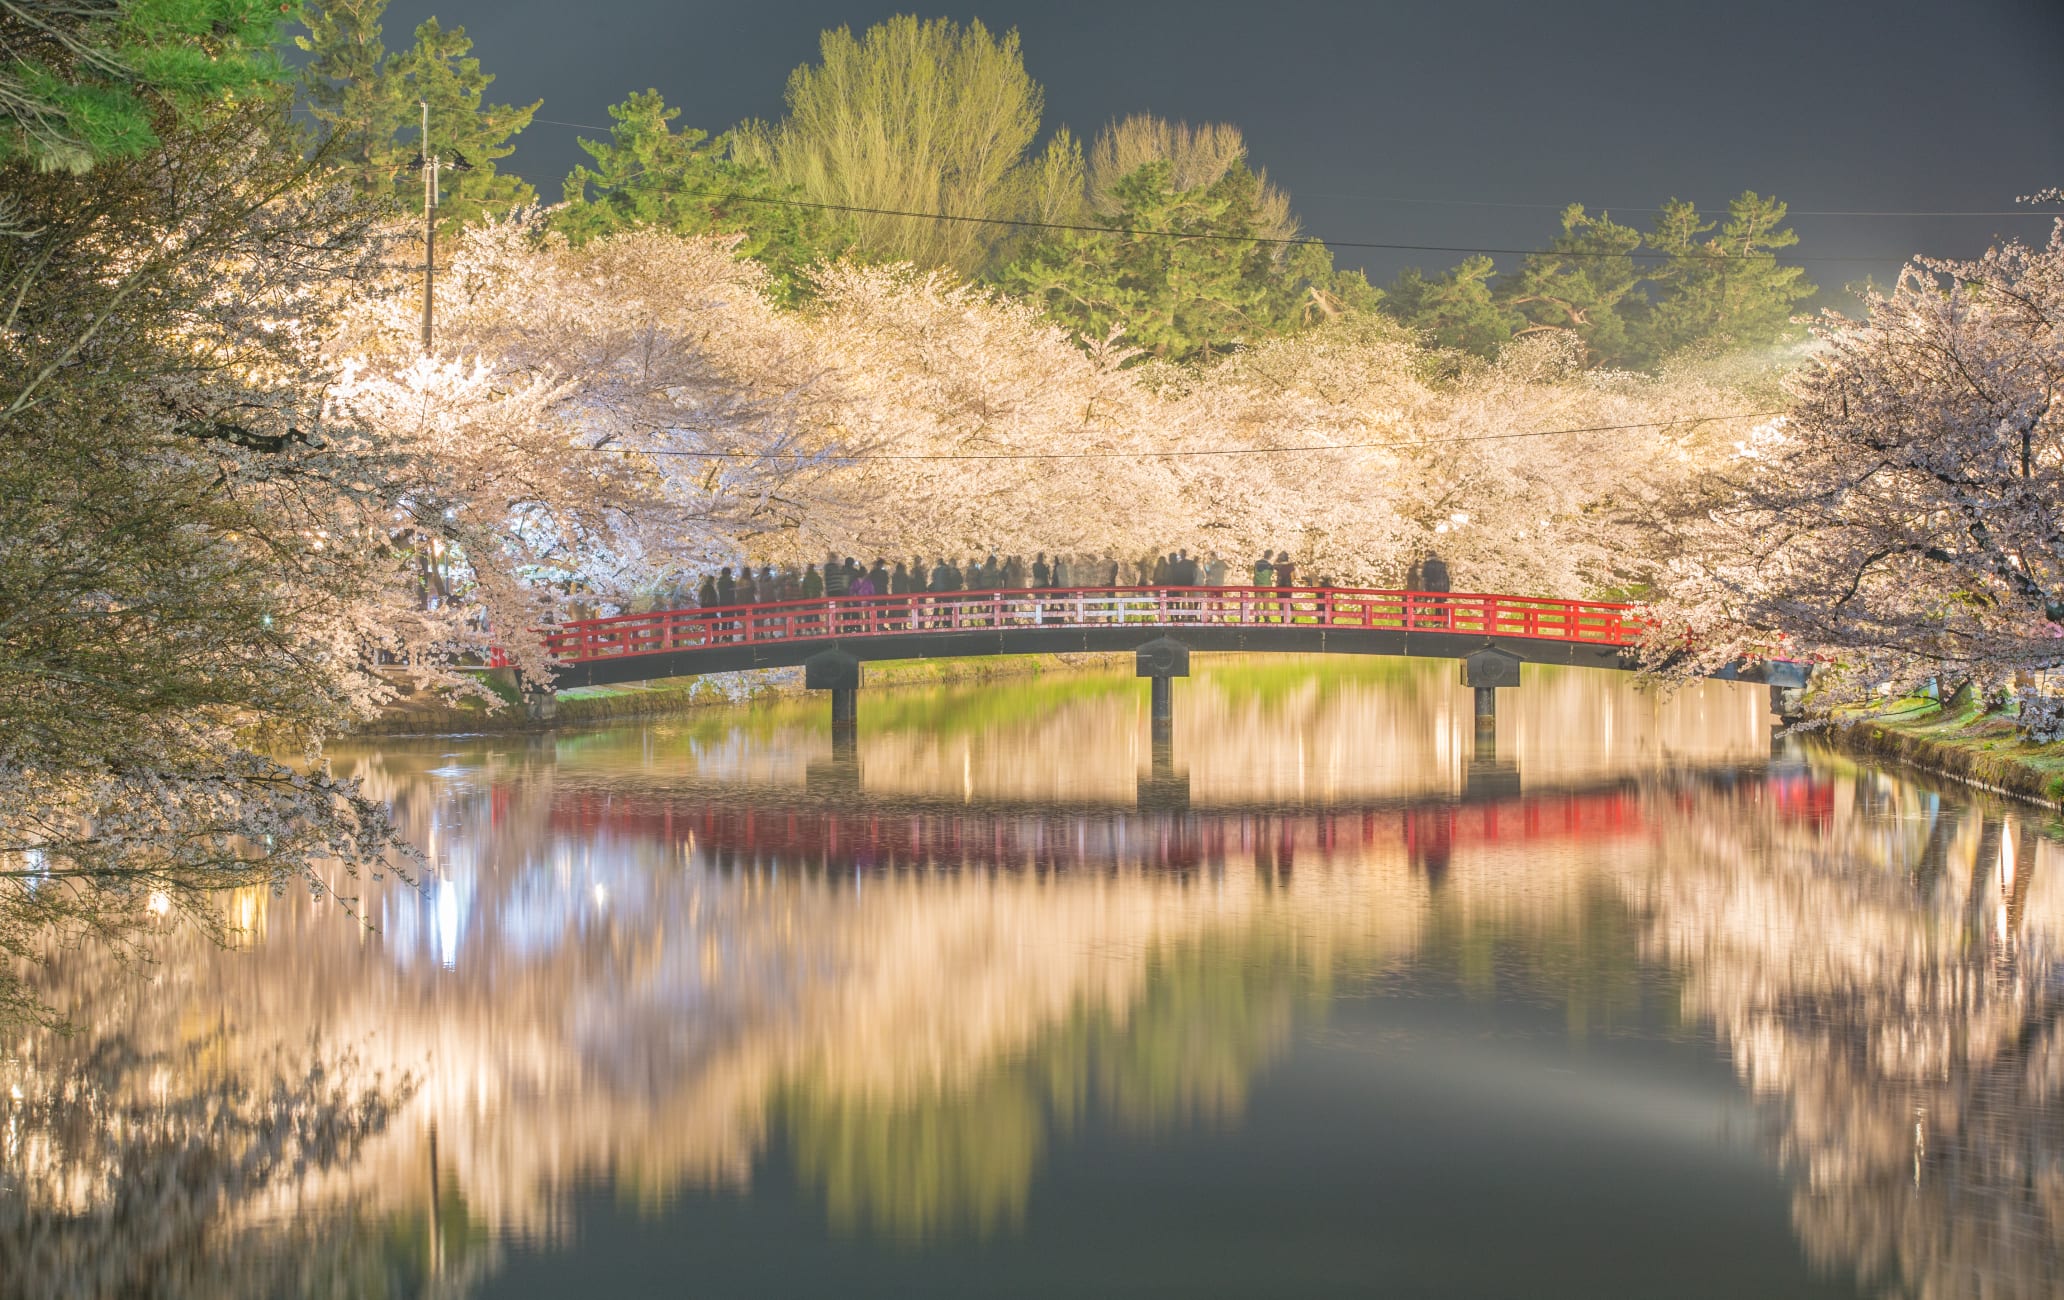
[546,585,1659,688]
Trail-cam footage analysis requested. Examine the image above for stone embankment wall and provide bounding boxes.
[1831,711,2064,807]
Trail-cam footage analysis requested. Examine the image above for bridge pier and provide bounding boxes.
[806,650,863,745]
[1150,675,1174,726]
[1462,647,1523,762]
[1136,637,1190,747]
[1769,683,1806,723]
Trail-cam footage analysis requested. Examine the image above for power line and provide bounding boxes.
[1292,189,2064,219]
[585,412,1783,462]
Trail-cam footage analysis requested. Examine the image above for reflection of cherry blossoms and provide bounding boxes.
[0,1027,424,1300]
[1640,771,2064,1299]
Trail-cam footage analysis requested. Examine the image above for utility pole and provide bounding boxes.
[420,100,434,351]
[415,101,472,353]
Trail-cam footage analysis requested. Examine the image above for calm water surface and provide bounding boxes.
[6,658,2061,1298]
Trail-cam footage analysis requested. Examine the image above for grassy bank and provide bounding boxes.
[360,652,1131,736]
[1833,698,2064,806]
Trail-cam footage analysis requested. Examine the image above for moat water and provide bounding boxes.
[5,657,2059,1298]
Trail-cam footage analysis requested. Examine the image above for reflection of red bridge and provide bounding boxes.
[547,787,1655,875]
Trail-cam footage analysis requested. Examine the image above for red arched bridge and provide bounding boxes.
[540,584,1806,697]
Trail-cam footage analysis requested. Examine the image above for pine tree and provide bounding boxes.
[293,0,395,197]
[1640,192,1814,360]
[1499,204,1646,367]
[385,17,536,229]
[1,0,294,174]
[1384,255,1522,356]
[998,160,1359,362]
[555,90,847,301]
[296,3,536,231]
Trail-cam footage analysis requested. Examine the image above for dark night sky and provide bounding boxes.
[379,0,2064,302]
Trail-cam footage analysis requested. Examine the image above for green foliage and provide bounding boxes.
[1501,203,1647,367]
[554,89,848,301]
[291,0,388,194]
[739,15,1044,274]
[295,1,536,231]
[0,0,297,174]
[1382,254,1521,357]
[996,159,1367,363]
[1383,191,1815,369]
[1638,191,1815,359]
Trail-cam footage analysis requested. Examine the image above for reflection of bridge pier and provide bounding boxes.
[1138,724,1191,812]
[806,749,863,798]
[1136,638,1191,811]
[1463,647,1522,800]
[1465,753,1521,801]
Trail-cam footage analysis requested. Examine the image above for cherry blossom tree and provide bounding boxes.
[330,219,849,684]
[784,263,1767,590]
[1648,215,2064,702]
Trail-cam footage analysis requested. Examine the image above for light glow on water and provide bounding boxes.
[4,658,2059,1299]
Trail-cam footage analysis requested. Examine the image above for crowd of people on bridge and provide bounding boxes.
[553,548,1463,640]
[659,549,1452,611]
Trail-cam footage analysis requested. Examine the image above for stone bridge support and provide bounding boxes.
[1462,646,1523,754]
[806,649,862,753]
[1135,637,1190,739]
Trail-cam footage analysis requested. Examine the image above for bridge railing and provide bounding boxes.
[542,586,1644,664]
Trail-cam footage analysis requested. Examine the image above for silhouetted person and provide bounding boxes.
[1032,552,1050,587]
[1004,554,1026,588]
[716,566,736,605]
[800,564,823,628]
[841,560,863,626]
[869,558,890,593]
[929,557,954,593]
[824,553,850,597]
[891,560,913,594]
[698,574,719,608]
[1421,552,1451,593]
